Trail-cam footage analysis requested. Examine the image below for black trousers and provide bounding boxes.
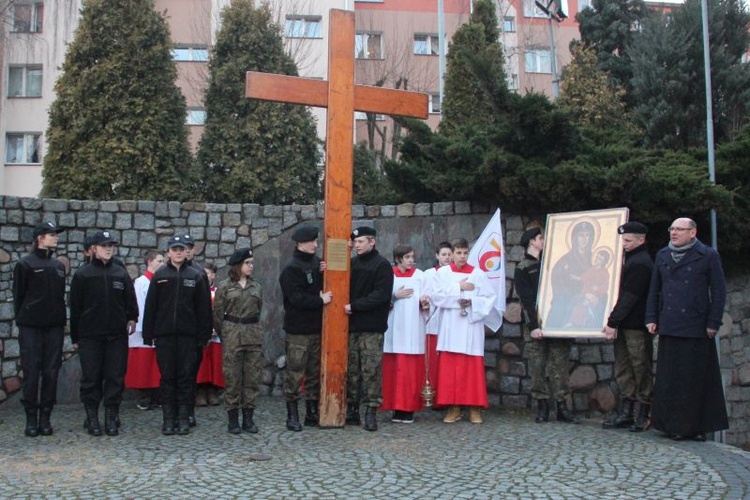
[78,336,129,407]
[155,336,198,407]
[19,326,64,410]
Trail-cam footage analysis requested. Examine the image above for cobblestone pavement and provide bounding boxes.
[1,397,748,499]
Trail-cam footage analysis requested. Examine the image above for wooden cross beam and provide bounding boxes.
[246,9,428,427]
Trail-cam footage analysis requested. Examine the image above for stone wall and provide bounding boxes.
[0,195,748,448]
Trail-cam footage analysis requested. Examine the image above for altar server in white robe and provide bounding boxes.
[432,238,496,424]
[421,242,453,402]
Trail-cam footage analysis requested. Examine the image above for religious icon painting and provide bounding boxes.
[537,208,629,338]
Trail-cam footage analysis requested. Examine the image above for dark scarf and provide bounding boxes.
[668,239,697,263]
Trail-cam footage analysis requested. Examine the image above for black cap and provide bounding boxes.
[82,235,95,251]
[520,227,542,248]
[181,234,196,247]
[33,221,64,239]
[90,230,118,246]
[292,225,319,243]
[228,248,253,266]
[618,222,648,235]
[350,226,376,239]
[167,235,189,249]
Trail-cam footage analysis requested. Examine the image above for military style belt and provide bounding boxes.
[224,315,259,325]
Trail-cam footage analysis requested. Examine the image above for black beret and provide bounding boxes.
[520,227,542,248]
[229,248,253,266]
[618,221,648,235]
[89,230,118,246]
[33,221,64,239]
[350,226,376,239]
[167,235,189,249]
[292,225,319,243]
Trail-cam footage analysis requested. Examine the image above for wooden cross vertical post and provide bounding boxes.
[246,9,428,427]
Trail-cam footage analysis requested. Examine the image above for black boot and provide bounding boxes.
[345,403,361,425]
[535,399,550,423]
[24,408,39,437]
[304,400,319,427]
[188,406,197,427]
[177,405,191,435]
[227,409,241,435]
[161,405,176,436]
[85,405,102,436]
[602,398,635,429]
[104,406,119,436]
[286,401,303,432]
[364,406,378,431]
[242,408,258,433]
[556,400,580,424]
[629,403,650,432]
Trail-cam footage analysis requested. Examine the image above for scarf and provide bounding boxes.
[668,239,697,263]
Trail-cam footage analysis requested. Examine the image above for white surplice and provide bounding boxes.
[384,268,426,354]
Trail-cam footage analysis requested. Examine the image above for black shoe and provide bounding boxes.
[304,400,319,427]
[24,409,39,437]
[104,406,119,436]
[85,405,102,436]
[603,399,635,429]
[345,403,361,426]
[38,407,54,436]
[556,400,580,424]
[535,399,550,423]
[161,406,176,436]
[692,433,707,442]
[188,406,197,428]
[629,403,650,432]
[242,408,258,433]
[227,409,241,435]
[364,406,378,431]
[286,401,303,432]
[177,405,190,435]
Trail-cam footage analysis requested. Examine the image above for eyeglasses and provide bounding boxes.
[668,227,693,232]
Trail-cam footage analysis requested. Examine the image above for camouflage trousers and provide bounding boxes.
[525,329,572,402]
[222,331,262,410]
[346,332,383,408]
[614,328,654,404]
[283,334,321,402]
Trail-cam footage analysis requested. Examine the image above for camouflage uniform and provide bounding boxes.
[284,334,321,401]
[213,277,263,410]
[347,332,385,408]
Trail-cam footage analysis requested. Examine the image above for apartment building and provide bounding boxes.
[0,0,605,197]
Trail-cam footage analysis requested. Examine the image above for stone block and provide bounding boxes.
[503,323,521,338]
[139,232,157,248]
[114,213,132,229]
[58,212,76,227]
[738,365,750,386]
[189,227,206,241]
[3,339,19,357]
[601,343,615,363]
[121,230,138,247]
[415,203,431,216]
[236,236,251,248]
[263,205,282,218]
[572,392,589,411]
[205,203,226,212]
[7,210,23,224]
[3,376,21,394]
[18,197,38,209]
[500,375,520,394]
[381,205,396,217]
[506,230,523,246]
[455,201,471,214]
[138,201,156,213]
[134,214,155,230]
[282,211,297,229]
[351,205,364,218]
[0,226,19,242]
[503,302,522,323]
[155,201,169,217]
[100,201,118,212]
[43,199,68,212]
[484,338,500,352]
[300,205,317,220]
[595,364,613,381]
[486,369,499,393]
[365,206,380,217]
[252,229,269,246]
[502,341,521,356]
[508,361,526,377]
[569,365,597,391]
[505,215,524,231]
[206,227,221,241]
[204,243,219,258]
[118,200,137,212]
[168,201,181,217]
[24,211,41,225]
[2,360,17,378]
[243,204,260,221]
[78,212,96,227]
[207,213,221,227]
[498,358,509,374]
[396,203,414,217]
[223,212,242,227]
[588,384,616,412]
[188,212,207,226]
[433,202,453,215]
[227,203,241,213]
[254,218,269,229]
[219,243,237,256]
[268,218,282,237]
[579,345,602,364]
[484,352,497,368]
[502,394,529,409]
[569,344,579,360]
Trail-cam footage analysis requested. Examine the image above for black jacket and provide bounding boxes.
[69,257,138,343]
[514,252,541,331]
[280,249,325,335]
[143,260,212,344]
[349,249,394,334]
[13,247,66,328]
[607,244,653,330]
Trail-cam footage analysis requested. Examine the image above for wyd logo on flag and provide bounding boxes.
[476,235,503,279]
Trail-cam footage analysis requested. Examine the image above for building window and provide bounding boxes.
[523,0,549,18]
[172,46,208,62]
[186,108,206,126]
[355,33,383,60]
[429,94,442,114]
[507,74,519,91]
[355,112,385,120]
[578,0,593,11]
[8,66,43,97]
[503,17,516,33]
[413,34,439,56]
[5,133,42,164]
[285,15,322,38]
[11,2,44,33]
[525,49,552,73]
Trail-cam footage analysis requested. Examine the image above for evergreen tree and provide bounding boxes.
[440,0,509,134]
[197,1,321,204]
[43,0,194,201]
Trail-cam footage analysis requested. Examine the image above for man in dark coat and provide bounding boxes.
[13,222,67,437]
[344,226,394,431]
[279,225,332,431]
[645,217,728,441]
[602,221,654,431]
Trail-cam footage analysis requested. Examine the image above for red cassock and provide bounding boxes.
[196,341,225,387]
[434,352,488,408]
[125,348,160,389]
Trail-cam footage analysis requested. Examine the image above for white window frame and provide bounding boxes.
[413,34,440,56]
[186,108,206,126]
[507,74,519,91]
[5,133,42,164]
[525,49,552,74]
[355,111,385,121]
[524,0,549,18]
[7,66,43,98]
[503,16,517,33]
[285,15,322,38]
[11,2,44,33]
[429,94,442,114]
[355,32,384,60]
[172,46,208,62]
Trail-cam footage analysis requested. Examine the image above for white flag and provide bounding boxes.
[468,209,506,332]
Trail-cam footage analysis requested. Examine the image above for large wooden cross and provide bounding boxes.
[246,9,428,427]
